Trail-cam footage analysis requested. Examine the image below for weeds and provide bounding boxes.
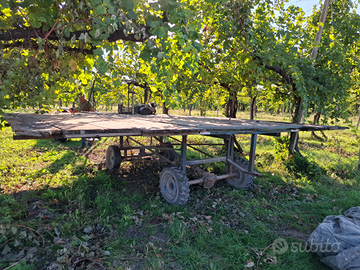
[285,153,325,181]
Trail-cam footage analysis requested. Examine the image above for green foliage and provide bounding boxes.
[285,153,325,181]
[274,135,290,160]
[95,191,113,216]
[0,0,359,121]
[0,195,22,223]
[3,261,36,270]
[0,0,209,111]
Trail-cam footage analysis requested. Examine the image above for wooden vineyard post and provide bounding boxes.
[289,0,330,155]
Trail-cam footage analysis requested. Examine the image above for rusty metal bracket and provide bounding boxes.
[189,166,218,188]
[203,176,217,189]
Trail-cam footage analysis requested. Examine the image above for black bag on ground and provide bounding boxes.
[307,207,360,270]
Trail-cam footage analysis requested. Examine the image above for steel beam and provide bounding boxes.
[127,137,175,164]
[186,157,227,166]
[188,172,238,186]
[180,135,187,174]
[226,135,235,174]
[248,133,257,173]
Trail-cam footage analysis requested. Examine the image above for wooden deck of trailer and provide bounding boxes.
[3,112,346,139]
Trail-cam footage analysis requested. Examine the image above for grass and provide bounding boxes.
[1,110,360,269]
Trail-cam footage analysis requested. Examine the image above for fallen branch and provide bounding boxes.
[0,239,11,251]
[118,257,145,260]
[256,243,274,268]
[72,258,107,269]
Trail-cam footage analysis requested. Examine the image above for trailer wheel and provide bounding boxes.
[159,142,176,162]
[106,145,122,170]
[227,157,254,190]
[139,106,152,115]
[54,138,67,143]
[160,167,190,205]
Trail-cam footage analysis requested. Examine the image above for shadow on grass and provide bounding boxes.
[39,151,78,175]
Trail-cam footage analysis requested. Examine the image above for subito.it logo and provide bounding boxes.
[272,238,289,254]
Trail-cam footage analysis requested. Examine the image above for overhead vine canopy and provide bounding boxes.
[0,0,191,50]
[0,0,208,111]
[0,0,360,130]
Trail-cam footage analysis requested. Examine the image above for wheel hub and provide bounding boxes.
[163,174,177,201]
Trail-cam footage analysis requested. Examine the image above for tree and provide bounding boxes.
[200,0,360,153]
[0,0,205,113]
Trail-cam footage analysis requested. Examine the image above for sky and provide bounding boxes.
[287,0,321,15]
[285,0,360,15]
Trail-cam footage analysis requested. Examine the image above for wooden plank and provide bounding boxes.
[144,115,346,132]
[3,112,347,139]
[4,113,62,137]
[97,113,204,134]
[3,113,204,138]
[138,115,301,132]
[64,132,142,138]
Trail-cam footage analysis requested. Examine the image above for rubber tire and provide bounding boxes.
[106,145,122,170]
[139,107,152,115]
[134,105,143,114]
[54,138,67,143]
[160,167,190,205]
[159,142,176,162]
[227,157,254,190]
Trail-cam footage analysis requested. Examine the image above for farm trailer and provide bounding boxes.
[3,112,346,205]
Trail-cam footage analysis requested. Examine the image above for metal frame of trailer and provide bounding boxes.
[3,112,347,205]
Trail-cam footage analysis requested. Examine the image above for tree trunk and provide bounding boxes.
[200,106,205,116]
[144,88,149,104]
[89,91,95,106]
[238,103,245,111]
[289,96,303,155]
[225,87,238,118]
[250,96,257,120]
[162,102,169,114]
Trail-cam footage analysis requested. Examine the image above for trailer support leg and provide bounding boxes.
[249,133,257,173]
[226,135,235,174]
[180,135,187,174]
[120,136,128,159]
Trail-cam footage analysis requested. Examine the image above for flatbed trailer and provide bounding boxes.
[3,112,346,205]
